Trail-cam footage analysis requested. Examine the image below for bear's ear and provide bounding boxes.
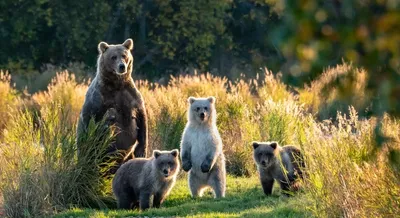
[188,97,195,104]
[171,149,179,157]
[153,150,161,159]
[270,142,278,149]
[252,142,260,150]
[123,38,134,50]
[98,42,109,54]
[208,96,216,104]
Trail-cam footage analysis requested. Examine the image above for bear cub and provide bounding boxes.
[112,149,180,210]
[252,141,304,196]
[180,96,226,198]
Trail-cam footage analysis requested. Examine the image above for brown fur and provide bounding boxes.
[77,39,148,174]
[112,149,180,210]
[252,141,304,196]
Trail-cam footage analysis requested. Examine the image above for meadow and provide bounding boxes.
[0,63,399,217]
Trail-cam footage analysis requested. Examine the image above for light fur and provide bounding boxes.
[180,96,226,198]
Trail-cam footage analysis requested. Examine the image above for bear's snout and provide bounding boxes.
[163,169,169,177]
[119,63,126,72]
[200,112,205,120]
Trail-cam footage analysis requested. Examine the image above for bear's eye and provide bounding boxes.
[196,107,200,111]
[121,54,126,59]
[204,107,208,110]
[111,56,117,61]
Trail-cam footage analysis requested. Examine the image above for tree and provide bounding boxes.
[275,0,400,163]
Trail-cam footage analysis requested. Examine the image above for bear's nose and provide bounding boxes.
[163,169,168,175]
[261,160,266,166]
[119,64,125,71]
[200,112,205,119]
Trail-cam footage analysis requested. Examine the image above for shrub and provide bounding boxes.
[0,103,115,217]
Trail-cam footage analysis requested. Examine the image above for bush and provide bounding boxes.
[0,103,116,217]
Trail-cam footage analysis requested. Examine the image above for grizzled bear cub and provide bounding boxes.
[112,149,180,210]
[252,141,304,196]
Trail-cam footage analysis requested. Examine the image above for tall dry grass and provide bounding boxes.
[0,71,20,133]
[298,62,370,119]
[303,108,400,217]
[32,71,89,126]
[0,65,399,217]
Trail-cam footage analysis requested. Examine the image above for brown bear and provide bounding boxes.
[252,141,304,196]
[112,149,180,210]
[77,39,148,174]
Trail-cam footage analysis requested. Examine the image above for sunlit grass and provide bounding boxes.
[0,65,399,217]
[0,71,19,133]
[56,176,310,218]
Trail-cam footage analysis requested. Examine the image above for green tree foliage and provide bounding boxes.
[1,0,400,120]
[0,0,111,72]
[276,0,400,116]
[122,0,230,74]
[275,0,400,164]
[0,0,281,78]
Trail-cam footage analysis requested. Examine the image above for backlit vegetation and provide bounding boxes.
[0,63,399,217]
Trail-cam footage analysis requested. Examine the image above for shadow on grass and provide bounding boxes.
[56,185,309,218]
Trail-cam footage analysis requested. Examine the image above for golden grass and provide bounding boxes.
[298,62,370,119]
[0,64,399,217]
[32,71,89,125]
[303,109,400,217]
[0,71,19,133]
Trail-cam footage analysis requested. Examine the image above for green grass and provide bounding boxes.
[55,175,311,218]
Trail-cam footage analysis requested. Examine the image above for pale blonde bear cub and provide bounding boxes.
[180,96,226,198]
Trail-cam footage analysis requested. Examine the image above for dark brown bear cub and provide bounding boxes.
[112,149,180,210]
[252,141,304,196]
[77,39,148,174]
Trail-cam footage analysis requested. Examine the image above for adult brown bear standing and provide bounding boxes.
[77,39,148,174]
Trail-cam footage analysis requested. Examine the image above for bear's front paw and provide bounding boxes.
[182,161,192,172]
[201,161,211,173]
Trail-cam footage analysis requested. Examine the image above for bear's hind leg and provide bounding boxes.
[208,166,226,198]
[189,172,205,198]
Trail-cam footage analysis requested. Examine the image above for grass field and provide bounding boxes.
[55,175,310,218]
[0,65,399,217]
